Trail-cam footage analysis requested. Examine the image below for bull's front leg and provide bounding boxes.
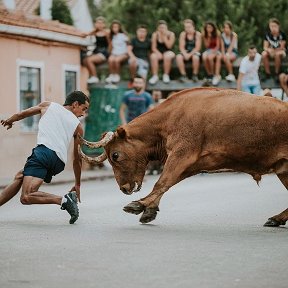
[123,184,167,224]
[123,152,198,223]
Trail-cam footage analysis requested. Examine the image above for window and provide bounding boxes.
[63,64,80,98]
[65,70,77,96]
[19,66,42,132]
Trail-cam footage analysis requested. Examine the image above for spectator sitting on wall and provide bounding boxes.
[127,25,151,88]
[84,17,110,84]
[148,20,176,85]
[215,20,238,83]
[262,18,286,82]
[279,69,288,97]
[105,20,129,84]
[176,19,202,83]
[120,76,153,125]
[202,21,221,86]
[237,45,262,95]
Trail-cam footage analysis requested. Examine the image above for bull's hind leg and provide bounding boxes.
[264,172,288,227]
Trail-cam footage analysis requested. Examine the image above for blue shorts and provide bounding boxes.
[23,145,65,183]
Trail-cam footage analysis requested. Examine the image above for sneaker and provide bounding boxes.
[149,75,159,85]
[61,192,79,224]
[112,74,120,83]
[192,74,199,82]
[225,74,236,82]
[105,74,114,83]
[212,75,222,86]
[162,74,170,84]
[178,75,189,83]
[87,76,99,84]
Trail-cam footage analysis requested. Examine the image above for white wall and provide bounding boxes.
[71,0,93,32]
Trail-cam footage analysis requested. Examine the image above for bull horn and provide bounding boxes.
[78,145,107,164]
[78,131,114,149]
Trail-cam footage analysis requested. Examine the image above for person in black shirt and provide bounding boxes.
[176,19,202,82]
[148,20,175,85]
[84,17,110,84]
[127,25,151,87]
[262,18,286,82]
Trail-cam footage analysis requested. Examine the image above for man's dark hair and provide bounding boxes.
[64,91,89,106]
[269,18,280,26]
[134,74,145,81]
[137,24,148,30]
[248,44,256,50]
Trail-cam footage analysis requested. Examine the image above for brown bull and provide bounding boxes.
[79,87,288,227]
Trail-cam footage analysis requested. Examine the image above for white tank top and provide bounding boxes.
[37,102,80,164]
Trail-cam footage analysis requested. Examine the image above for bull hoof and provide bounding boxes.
[263,218,286,227]
[123,201,145,215]
[140,207,159,224]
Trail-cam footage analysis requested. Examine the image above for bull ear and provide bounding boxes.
[116,127,126,139]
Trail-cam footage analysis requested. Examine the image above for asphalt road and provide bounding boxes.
[1,172,288,288]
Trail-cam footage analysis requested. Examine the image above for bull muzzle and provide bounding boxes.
[120,182,142,195]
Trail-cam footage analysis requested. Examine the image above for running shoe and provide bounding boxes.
[61,192,79,224]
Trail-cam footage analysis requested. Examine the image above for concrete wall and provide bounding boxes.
[0,37,87,178]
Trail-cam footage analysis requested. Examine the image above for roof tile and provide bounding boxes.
[0,7,85,37]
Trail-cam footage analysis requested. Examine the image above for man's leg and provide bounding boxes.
[279,73,288,96]
[262,51,271,75]
[20,176,61,205]
[20,176,79,224]
[0,170,23,206]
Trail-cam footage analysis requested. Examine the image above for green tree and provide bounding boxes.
[51,0,73,25]
[99,0,288,55]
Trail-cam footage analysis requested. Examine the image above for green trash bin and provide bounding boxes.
[83,87,127,155]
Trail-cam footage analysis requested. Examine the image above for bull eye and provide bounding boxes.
[112,152,119,161]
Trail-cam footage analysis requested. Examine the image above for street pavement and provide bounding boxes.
[1,172,288,288]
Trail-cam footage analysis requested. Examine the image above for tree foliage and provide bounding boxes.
[96,0,288,55]
[51,0,73,25]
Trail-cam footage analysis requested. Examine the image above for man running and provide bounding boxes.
[0,91,89,224]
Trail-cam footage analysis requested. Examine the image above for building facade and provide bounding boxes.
[0,7,90,177]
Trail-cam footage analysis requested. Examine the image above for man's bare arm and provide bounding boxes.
[71,124,83,202]
[1,101,50,130]
[120,103,127,125]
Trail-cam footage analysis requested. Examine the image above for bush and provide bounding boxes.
[51,0,73,25]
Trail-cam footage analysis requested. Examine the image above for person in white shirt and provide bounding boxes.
[237,45,262,95]
[0,91,90,224]
[105,20,129,84]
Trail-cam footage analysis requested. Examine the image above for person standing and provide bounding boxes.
[237,45,262,95]
[120,76,153,124]
[0,91,90,224]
